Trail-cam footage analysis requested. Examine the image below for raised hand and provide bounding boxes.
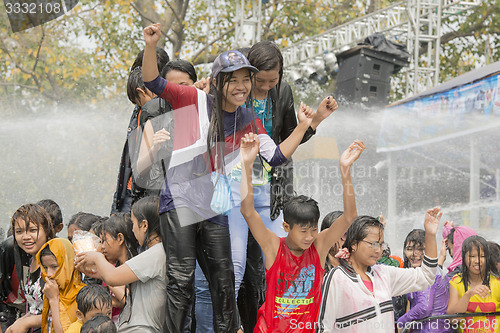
[297,102,314,127]
[339,140,366,169]
[313,96,338,126]
[143,23,161,46]
[424,207,442,236]
[74,251,104,274]
[240,133,260,165]
[193,77,210,94]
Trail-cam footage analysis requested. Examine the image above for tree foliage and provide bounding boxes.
[0,0,498,109]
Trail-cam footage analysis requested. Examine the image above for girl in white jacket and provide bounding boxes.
[316,208,441,332]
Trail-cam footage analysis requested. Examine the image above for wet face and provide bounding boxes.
[465,246,486,277]
[131,212,146,247]
[351,227,383,268]
[82,302,113,323]
[67,224,81,243]
[254,67,279,97]
[166,69,194,86]
[41,254,59,278]
[13,219,48,256]
[100,232,123,264]
[285,222,318,252]
[221,68,252,112]
[405,241,425,268]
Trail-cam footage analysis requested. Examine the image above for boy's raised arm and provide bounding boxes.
[240,133,280,269]
[316,140,365,264]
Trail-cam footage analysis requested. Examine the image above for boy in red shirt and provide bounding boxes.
[240,131,365,333]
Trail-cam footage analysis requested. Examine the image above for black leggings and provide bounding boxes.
[160,208,238,333]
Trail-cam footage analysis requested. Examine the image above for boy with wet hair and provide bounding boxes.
[80,315,117,333]
[65,285,113,333]
[240,133,365,333]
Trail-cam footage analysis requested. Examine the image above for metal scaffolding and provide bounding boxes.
[234,0,263,48]
[280,0,482,97]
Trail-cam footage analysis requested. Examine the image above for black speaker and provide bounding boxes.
[335,46,407,106]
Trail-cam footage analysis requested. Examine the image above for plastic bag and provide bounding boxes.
[72,230,100,254]
[72,230,100,273]
[210,172,233,215]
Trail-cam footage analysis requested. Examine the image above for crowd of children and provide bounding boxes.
[0,22,499,333]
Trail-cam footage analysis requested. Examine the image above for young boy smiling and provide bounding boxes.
[240,132,365,332]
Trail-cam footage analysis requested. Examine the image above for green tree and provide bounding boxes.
[0,0,498,108]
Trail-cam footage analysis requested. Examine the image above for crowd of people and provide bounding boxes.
[0,23,499,333]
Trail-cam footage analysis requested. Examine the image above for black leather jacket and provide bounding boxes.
[110,106,140,215]
[268,81,315,219]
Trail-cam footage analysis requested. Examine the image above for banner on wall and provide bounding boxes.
[377,73,500,153]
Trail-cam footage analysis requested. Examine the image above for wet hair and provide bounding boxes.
[339,216,384,272]
[99,213,139,265]
[460,235,496,292]
[247,41,283,98]
[131,196,161,250]
[447,228,456,245]
[488,242,500,273]
[403,229,425,268]
[80,315,117,333]
[127,67,148,105]
[76,285,112,316]
[67,212,101,232]
[283,195,320,229]
[11,203,55,246]
[131,47,170,73]
[320,211,343,231]
[39,246,56,261]
[37,199,62,229]
[160,59,197,83]
[321,211,344,268]
[207,67,255,174]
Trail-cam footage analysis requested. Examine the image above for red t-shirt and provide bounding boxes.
[255,238,324,333]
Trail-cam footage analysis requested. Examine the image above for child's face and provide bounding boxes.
[166,70,194,86]
[67,224,81,243]
[100,232,123,264]
[13,219,48,256]
[254,66,279,97]
[352,227,384,268]
[82,302,113,323]
[131,212,146,247]
[465,246,486,276]
[284,222,318,252]
[221,69,252,112]
[404,241,425,268]
[41,254,59,278]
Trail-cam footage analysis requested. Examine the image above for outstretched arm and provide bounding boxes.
[277,102,313,158]
[423,207,441,259]
[316,140,365,266]
[240,133,280,269]
[310,96,338,130]
[74,251,138,287]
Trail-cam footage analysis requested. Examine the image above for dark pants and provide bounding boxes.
[160,208,238,333]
